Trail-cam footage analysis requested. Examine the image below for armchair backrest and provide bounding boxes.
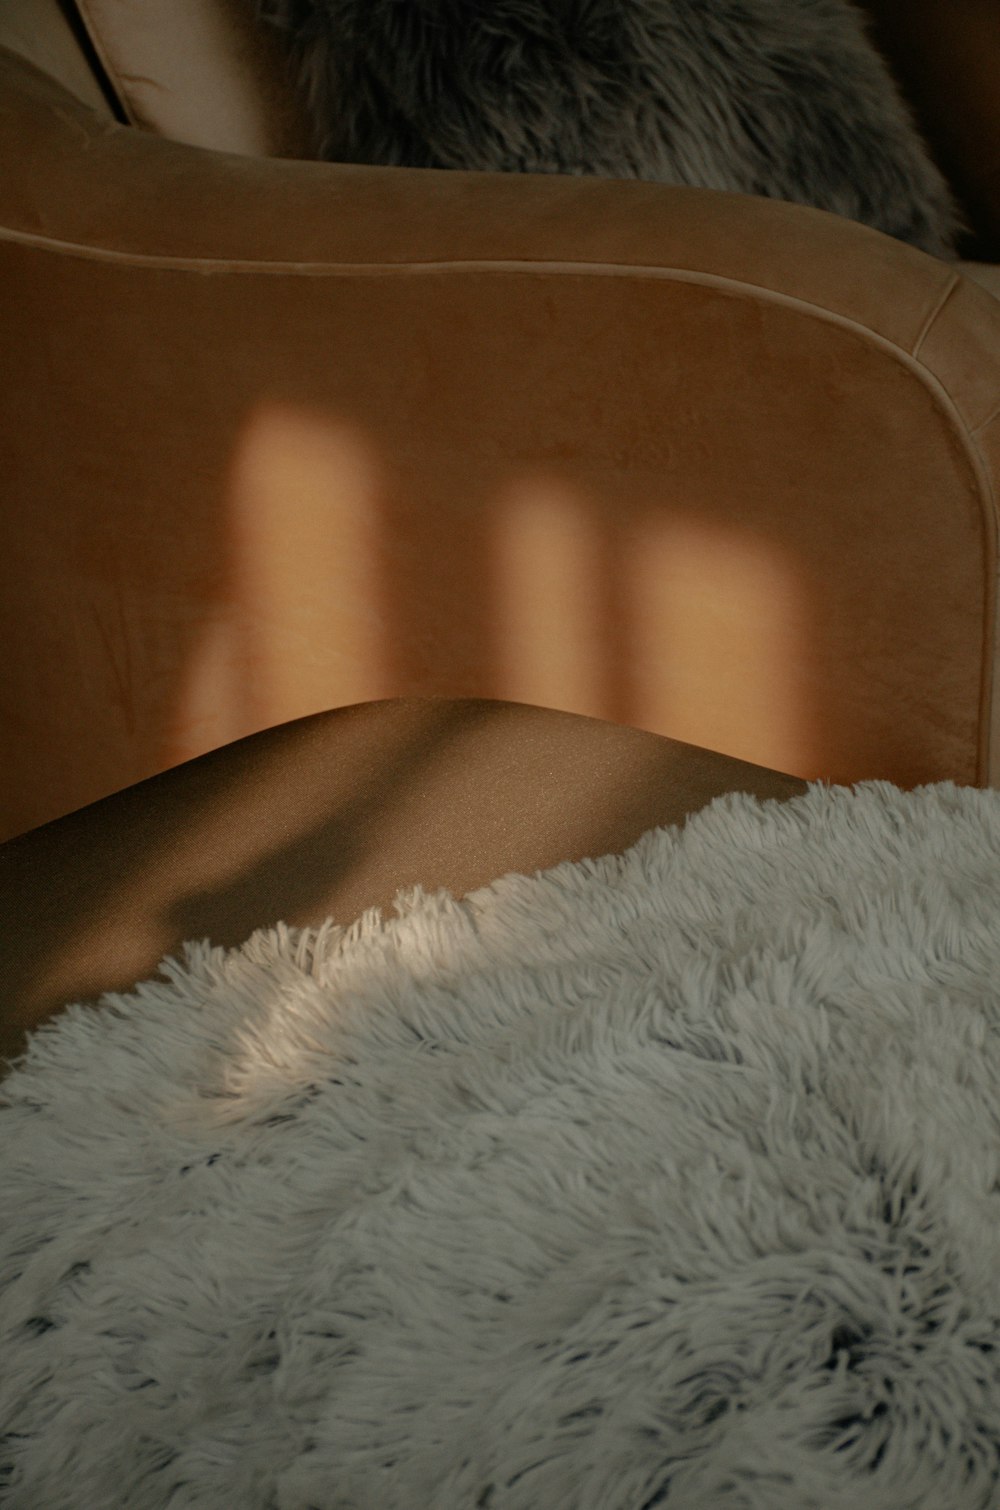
[6,0,999,260]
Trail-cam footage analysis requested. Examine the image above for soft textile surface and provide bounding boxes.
[255,0,965,257]
[3,781,1000,1508]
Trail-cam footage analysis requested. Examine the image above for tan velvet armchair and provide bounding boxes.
[3,0,1000,843]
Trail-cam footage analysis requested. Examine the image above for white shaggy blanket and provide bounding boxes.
[3,781,1000,1510]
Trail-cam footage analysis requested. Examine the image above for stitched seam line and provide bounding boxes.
[912,270,960,360]
[0,221,961,359]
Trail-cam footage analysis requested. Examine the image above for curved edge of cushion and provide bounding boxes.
[70,0,314,158]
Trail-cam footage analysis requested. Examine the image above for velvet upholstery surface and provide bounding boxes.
[2,44,1000,841]
[0,698,807,1079]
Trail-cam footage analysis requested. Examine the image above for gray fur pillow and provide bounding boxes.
[256,0,966,259]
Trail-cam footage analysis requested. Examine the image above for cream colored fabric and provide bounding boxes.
[0,0,114,118]
[73,0,312,157]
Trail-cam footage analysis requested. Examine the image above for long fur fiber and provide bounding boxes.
[3,781,1000,1507]
[254,0,966,257]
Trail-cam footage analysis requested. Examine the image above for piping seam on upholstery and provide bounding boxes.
[3,222,991,490]
[0,221,963,357]
[912,271,960,360]
[973,399,1000,437]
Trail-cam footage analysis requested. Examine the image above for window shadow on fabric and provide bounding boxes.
[167,399,815,779]
[0,401,816,1077]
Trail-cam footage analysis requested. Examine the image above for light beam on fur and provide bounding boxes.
[3,782,1000,1505]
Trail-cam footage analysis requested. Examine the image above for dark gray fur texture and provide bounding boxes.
[256,0,966,258]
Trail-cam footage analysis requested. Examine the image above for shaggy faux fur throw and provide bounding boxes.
[3,781,1000,1508]
[254,0,966,258]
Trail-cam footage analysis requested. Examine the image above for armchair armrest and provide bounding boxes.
[3,45,1000,838]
